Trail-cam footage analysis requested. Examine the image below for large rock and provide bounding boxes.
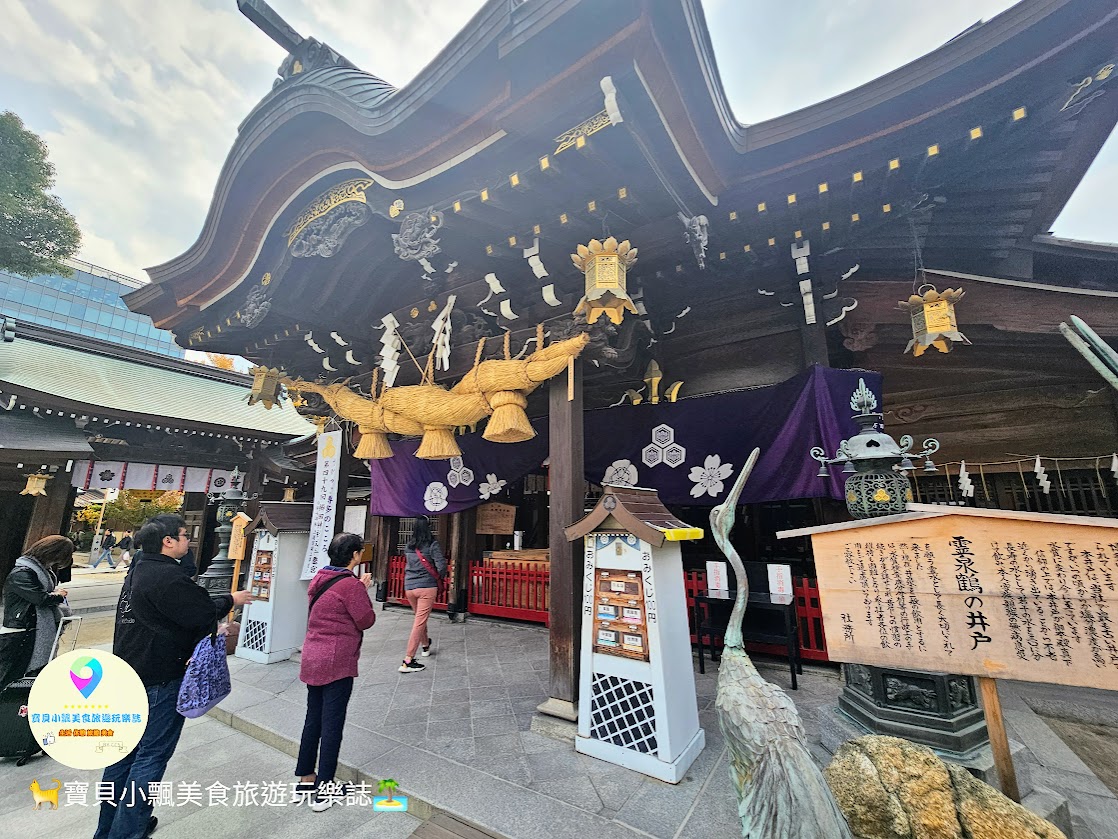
[823,735,1065,839]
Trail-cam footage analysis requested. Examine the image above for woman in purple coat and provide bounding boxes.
[295,532,375,811]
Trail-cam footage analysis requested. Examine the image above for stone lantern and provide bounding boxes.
[197,467,247,598]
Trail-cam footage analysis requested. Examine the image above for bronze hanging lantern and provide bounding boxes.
[571,237,638,325]
[20,472,51,497]
[897,285,970,357]
[247,366,284,409]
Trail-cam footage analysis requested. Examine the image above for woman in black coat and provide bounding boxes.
[0,536,73,692]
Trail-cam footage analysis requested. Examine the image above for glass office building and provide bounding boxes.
[0,259,185,357]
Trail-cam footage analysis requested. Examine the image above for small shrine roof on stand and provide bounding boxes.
[246,501,313,535]
[566,484,703,546]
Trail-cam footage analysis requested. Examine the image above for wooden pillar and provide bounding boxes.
[23,468,76,550]
[242,441,267,520]
[332,426,358,536]
[540,360,583,721]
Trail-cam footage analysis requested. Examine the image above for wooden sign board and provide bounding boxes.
[786,507,1118,691]
[228,512,252,561]
[476,502,516,535]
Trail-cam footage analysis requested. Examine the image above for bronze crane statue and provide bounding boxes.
[711,448,852,838]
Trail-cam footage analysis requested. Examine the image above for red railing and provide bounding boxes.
[684,569,829,662]
[386,554,449,611]
[467,559,550,625]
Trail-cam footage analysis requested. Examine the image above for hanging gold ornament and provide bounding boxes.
[571,236,638,325]
[897,285,971,357]
[20,472,51,497]
[282,486,297,502]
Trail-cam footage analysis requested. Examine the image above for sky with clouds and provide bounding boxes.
[1,0,1114,281]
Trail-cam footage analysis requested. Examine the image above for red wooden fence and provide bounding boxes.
[386,554,448,611]
[467,559,550,625]
[684,569,829,662]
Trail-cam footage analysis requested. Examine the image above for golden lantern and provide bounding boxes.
[897,285,971,357]
[282,486,297,502]
[247,366,284,409]
[20,472,51,497]
[571,237,638,325]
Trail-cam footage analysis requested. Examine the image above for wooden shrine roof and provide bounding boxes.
[246,501,314,535]
[566,485,703,546]
[125,0,1118,402]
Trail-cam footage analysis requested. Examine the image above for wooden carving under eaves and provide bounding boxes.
[565,485,703,547]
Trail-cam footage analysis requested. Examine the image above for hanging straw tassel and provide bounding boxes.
[416,427,460,459]
[484,391,534,443]
[354,426,393,459]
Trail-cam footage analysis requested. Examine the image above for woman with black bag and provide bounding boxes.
[399,515,446,674]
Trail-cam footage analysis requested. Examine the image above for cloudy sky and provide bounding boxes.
[1,0,1114,280]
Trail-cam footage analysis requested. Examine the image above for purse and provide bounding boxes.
[415,549,446,596]
[177,631,232,719]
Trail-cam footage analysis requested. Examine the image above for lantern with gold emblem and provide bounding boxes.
[20,472,51,497]
[571,237,638,325]
[247,366,284,409]
[898,285,970,357]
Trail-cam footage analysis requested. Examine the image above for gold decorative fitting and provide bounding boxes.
[818,183,828,194]
[508,236,517,248]
[851,212,861,222]
[247,366,284,410]
[539,156,550,171]
[572,237,639,325]
[480,188,489,202]
[618,187,628,200]
[533,224,541,235]
[640,360,683,405]
[889,158,900,171]
[882,203,892,213]
[743,244,752,253]
[428,301,438,312]
[822,221,831,231]
[787,193,797,205]
[927,144,940,156]
[795,230,803,240]
[485,244,494,255]
[20,473,51,497]
[389,199,405,219]
[852,171,863,183]
[767,237,776,247]
[559,213,569,224]
[260,273,272,286]
[554,109,611,154]
[587,200,597,213]
[410,307,420,318]
[285,179,373,245]
[729,211,738,221]
[897,285,972,358]
[1013,107,1027,121]
[282,487,297,502]
[509,173,520,187]
[970,126,983,140]
[757,202,767,213]
[453,200,462,213]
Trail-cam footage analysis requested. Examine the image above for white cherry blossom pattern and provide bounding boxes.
[603,459,639,487]
[478,473,507,500]
[446,456,475,488]
[423,481,449,511]
[688,455,733,498]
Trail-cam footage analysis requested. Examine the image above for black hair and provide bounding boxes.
[137,514,187,554]
[327,532,363,566]
[407,515,435,551]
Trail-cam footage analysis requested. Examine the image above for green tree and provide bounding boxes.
[0,111,81,277]
[102,490,185,530]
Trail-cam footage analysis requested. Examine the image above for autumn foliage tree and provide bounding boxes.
[0,111,81,277]
[78,490,185,532]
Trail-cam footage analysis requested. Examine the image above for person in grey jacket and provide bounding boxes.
[0,535,73,692]
[399,516,446,673]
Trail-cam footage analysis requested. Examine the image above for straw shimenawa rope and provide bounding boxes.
[284,331,589,460]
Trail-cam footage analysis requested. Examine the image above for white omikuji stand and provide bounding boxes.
[568,487,705,783]
[235,521,310,664]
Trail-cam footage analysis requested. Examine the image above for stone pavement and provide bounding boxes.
[0,715,421,839]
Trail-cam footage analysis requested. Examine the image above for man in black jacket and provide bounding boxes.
[94,514,252,839]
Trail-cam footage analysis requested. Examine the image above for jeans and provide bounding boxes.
[91,548,116,569]
[94,678,185,839]
[405,587,437,659]
[295,677,354,785]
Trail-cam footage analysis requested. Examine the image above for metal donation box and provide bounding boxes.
[565,485,706,783]
[235,502,312,664]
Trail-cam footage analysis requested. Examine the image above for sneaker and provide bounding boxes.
[310,781,351,812]
[420,641,433,657]
[398,658,426,673]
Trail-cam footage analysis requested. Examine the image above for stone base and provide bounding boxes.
[839,682,988,754]
[530,712,578,743]
[535,697,578,722]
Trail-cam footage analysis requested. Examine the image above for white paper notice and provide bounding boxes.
[706,560,729,591]
[301,430,342,580]
[768,563,793,598]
